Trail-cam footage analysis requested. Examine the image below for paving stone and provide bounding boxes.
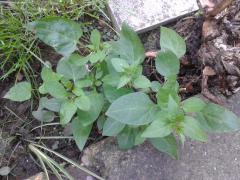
[81,93,240,180]
[107,0,199,33]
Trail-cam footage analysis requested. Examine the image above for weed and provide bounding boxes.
[4,17,240,161]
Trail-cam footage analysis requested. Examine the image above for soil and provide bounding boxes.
[0,1,239,179]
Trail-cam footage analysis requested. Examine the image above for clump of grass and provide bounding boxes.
[0,0,107,80]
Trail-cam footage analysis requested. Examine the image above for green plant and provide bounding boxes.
[0,0,107,80]
[4,17,240,160]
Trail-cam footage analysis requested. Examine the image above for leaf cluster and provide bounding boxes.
[4,18,240,158]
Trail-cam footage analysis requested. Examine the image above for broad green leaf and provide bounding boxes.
[106,55,121,74]
[160,27,186,58]
[39,84,48,94]
[151,81,161,92]
[97,115,106,130]
[4,82,31,102]
[95,67,104,79]
[41,97,62,112]
[103,84,132,103]
[182,97,206,113]
[106,92,157,125]
[149,135,178,159]
[77,93,104,126]
[102,74,120,87]
[134,130,146,145]
[117,127,135,149]
[196,103,240,133]
[72,85,85,97]
[167,95,179,116]
[57,55,87,82]
[155,51,180,77]
[74,95,91,111]
[33,98,56,122]
[28,17,82,56]
[72,117,92,150]
[157,88,181,109]
[89,51,106,63]
[117,75,131,89]
[60,100,77,125]
[163,75,179,91]
[157,88,171,107]
[181,116,207,142]
[142,112,171,138]
[32,109,55,122]
[111,23,145,64]
[103,118,125,136]
[157,76,180,107]
[68,53,88,66]
[75,79,93,88]
[41,66,62,82]
[133,75,151,89]
[90,29,101,50]
[134,66,144,77]
[44,81,68,99]
[111,58,129,72]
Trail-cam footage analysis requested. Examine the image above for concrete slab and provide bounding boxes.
[107,0,199,33]
[81,93,240,180]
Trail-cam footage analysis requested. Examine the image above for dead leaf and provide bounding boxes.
[202,19,219,40]
[203,66,216,76]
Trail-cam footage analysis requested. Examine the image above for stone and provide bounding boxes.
[81,92,240,180]
[107,0,199,33]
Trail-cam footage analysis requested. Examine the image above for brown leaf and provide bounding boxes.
[203,66,216,76]
[202,19,219,40]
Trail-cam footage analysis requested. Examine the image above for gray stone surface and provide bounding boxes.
[81,93,240,180]
[107,0,199,33]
